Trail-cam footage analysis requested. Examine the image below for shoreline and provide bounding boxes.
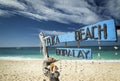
[0,57,120,62]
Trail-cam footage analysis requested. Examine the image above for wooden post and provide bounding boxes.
[39,32,50,59]
[65,42,67,48]
[78,40,80,48]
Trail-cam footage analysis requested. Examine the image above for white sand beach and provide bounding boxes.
[0,60,120,81]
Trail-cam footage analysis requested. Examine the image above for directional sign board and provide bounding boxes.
[46,19,117,46]
[56,48,92,59]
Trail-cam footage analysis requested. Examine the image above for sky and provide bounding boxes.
[0,0,120,47]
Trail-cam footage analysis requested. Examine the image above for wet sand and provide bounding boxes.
[0,60,120,81]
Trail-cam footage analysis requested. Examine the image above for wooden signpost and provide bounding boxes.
[40,19,117,59]
[46,19,116,46]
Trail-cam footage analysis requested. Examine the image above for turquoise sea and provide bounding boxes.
[0,46,120,60]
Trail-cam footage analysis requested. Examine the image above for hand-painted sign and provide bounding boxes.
[75,19,116,41]
[56,48,92,59]
[46,19,116,46]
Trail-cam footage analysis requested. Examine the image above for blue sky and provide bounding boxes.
[0,0,120,47]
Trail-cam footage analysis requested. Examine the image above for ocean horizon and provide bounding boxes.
[0,46,120,60]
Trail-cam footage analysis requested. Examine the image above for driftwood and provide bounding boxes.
[39,32,50,59]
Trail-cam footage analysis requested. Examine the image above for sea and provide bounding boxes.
[0,46,120,60]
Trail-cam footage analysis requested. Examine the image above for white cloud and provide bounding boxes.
[53,0,102,24]
[105,0,120,25]
[0,9,12,17]
[18,11,47,21]
[0,0,120,25]
[25,0,101,24]
[106,0,120,19]
[0,9,7,15]
[0,0,26,10]
[0,0,102,25]
[40,30,68,35]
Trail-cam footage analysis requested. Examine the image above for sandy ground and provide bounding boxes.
[0,60,120,81]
